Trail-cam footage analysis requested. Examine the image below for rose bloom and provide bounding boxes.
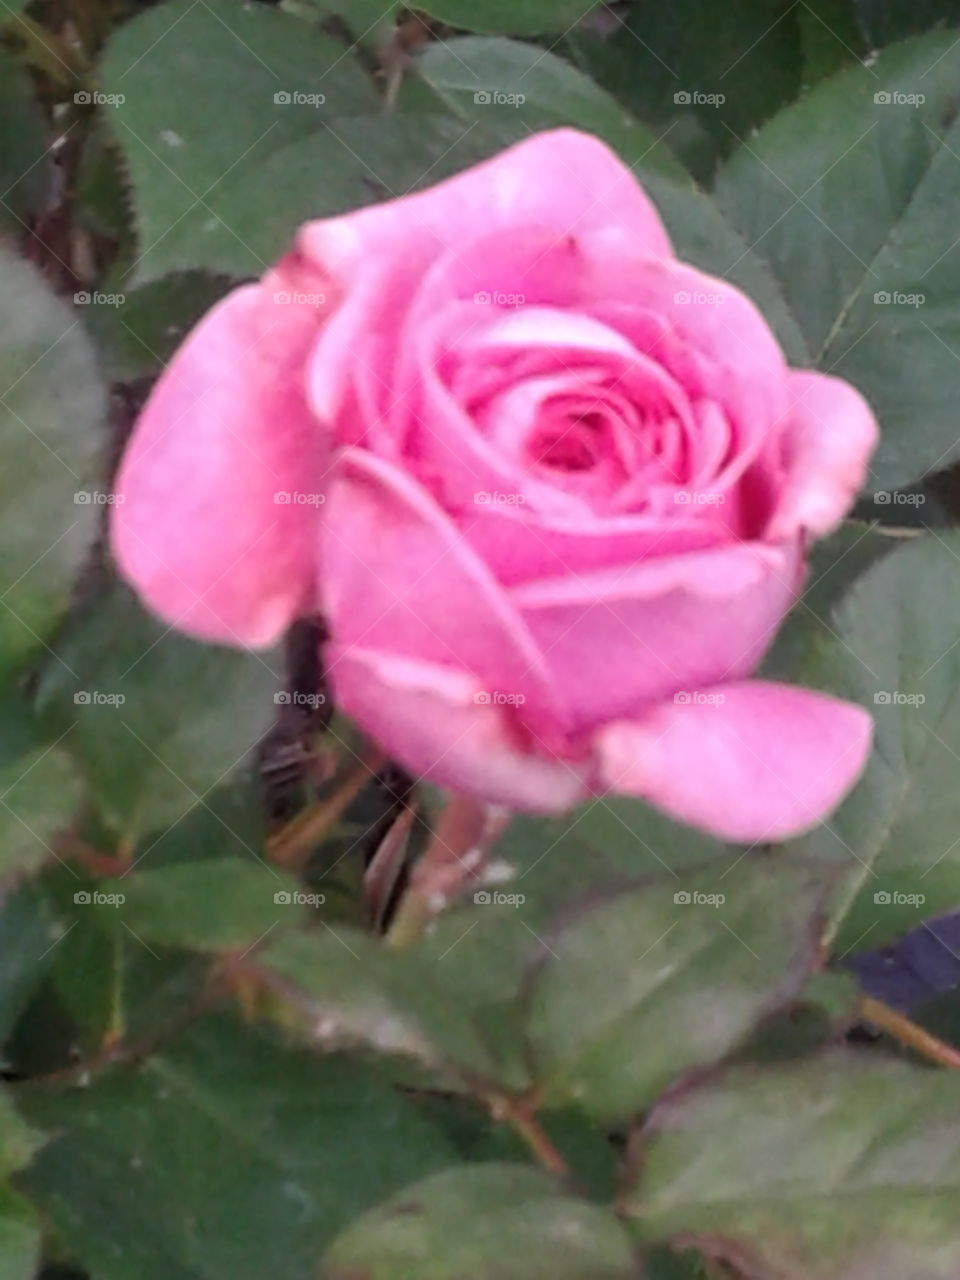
[113,129,877,842]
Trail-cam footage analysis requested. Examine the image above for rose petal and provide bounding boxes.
[298,128,672,285]
[392,255,703,520]
[767,370,879,539]
[463,505,725,587]
[369,231,785,528]
[459,306,639,362]
[512,542,804,731]
[330,647,590,812]
[305,130,672,427]
[380,241,629,518]
[596,679,873,841]
[588,259,789,479]
[112,282,328,646]
[321,449,564,730]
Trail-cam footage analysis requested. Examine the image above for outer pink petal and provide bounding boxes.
[298,128,672,283]
[511,541,804,732]
[330,648,591,812]
[767,370,879,539]
[112,283,328,646]
[596,680,873,841]
[321,449,565,731]
[463,506,724,588]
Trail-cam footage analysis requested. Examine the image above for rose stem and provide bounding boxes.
[266,751,381,872]
[486,1092,570,1178]
[386,793,504,947]
[859,995,960,1068]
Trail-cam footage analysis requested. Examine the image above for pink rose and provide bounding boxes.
[113,129,877,842]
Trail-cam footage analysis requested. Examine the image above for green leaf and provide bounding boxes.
[99,859,305,952]
[416,0,595,36]
[280,0,398,39]
[420,1100,619,1202]
[99,0,377,280]
[524,856,839,1120]
[35,581,279,841]
[0,701,83,883]
[42,781,274,1048]
[0,1184,40,1280]
[41,868,126,1052]
[245,928,520,1088]
[628,1050,960,1279]
[414,37,687,179]
[855,0,960,44]
[496,796,731,923]
[0,0,32,19]
[0,880,62,1043]
[0,51,50,233]
[643,1251,711,1280]
[0,1095,42,1178]
[38,861,215,1055]
[416,797,732,1084]
[112,96,511,279]
[166,110,509,278]
[75,119,134,245]
[17,1016,455,1280]
[100,0,518,281]
[0,247,105,673]
[800,0,868,81]
[0,1096,43,1280]
[716,31,960,489]
[324,1163,639,1279]
[564,0,806,180]
[85,273,234,382]
[772,532,960,953]
[630,0,803,138]
[125,777,268,870]
[761,520,903,677]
